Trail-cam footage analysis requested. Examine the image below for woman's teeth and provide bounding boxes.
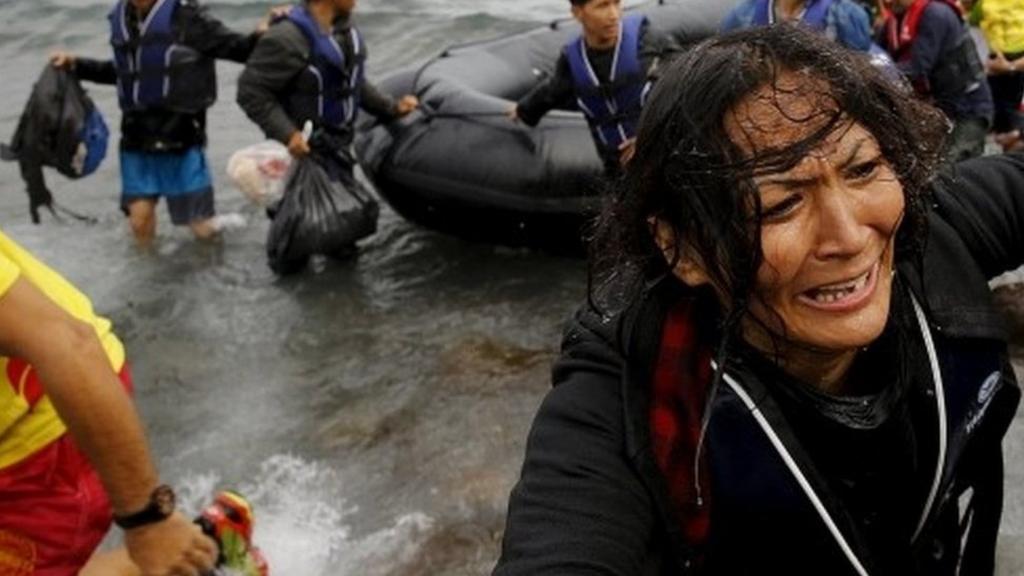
[809,269,870,303]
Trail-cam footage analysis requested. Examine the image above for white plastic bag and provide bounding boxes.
[226,141,291,206]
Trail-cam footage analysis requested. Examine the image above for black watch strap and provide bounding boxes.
[113,484,176,530]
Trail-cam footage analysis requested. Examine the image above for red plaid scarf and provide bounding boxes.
[649,299,714,551]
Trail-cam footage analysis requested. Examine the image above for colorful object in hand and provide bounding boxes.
[197,490,269,576]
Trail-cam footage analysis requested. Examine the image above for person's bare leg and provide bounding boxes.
[127,199,158,246]
[189,218,218,241]
[189,213,247,241]
[79,548,140,576]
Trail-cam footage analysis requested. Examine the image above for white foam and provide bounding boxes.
[176,454,435,576]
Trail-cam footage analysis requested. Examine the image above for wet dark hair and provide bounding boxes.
[590,24,948,326]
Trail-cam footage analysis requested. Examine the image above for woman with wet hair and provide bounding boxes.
[494,24,1022,576]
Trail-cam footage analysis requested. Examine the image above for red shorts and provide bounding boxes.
[0,365,133,576]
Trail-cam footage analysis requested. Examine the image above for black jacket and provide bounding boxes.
[236,15,397,148]
[494,153,1024,575]
[75,0,258,151]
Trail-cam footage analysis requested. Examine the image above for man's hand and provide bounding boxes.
[124,512,218,576]
[50,51,76,70]
[286,130,310,158]
[395,95,419,117]
[618,137,636,167]
[506,104,519,122]
[988,51,1014,75]
[256,5,292,34]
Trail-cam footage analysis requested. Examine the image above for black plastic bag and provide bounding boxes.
[266,154,379,275]
[1,65,109,223]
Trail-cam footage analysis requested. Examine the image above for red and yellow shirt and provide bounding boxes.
[0,230,125,469]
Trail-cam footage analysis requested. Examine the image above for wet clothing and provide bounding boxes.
[721,0,875,51]
[515,21,669,173]
[880,0,993,125]
[1,67,109,223]
[119,147,215,224]
[237,12,399,148]
[75,0,257,152]
[494,153,1024,575]
[0,369,133,576]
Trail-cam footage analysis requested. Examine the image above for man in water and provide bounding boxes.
[51,0,268,245]
[0,226,215,575]
[237,0,418,268]
[508,0,671,175]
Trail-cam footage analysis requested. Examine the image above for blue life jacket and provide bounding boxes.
[285,6,366,130]
[109,0,216,113]
[699,292,1018,575]
[565,14,650,154]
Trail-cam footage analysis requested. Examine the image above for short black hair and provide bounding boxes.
[570,0,591,6]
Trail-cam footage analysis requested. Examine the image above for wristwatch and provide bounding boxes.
[113,485,177,530]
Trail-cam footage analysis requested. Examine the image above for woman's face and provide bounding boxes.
[725,76,905,353]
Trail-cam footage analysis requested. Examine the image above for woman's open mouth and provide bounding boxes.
[797,261,880,312]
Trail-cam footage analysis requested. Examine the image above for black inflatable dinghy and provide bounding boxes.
[356,0,733,252]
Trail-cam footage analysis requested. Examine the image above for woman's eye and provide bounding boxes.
[761,195,801,221]
[846,159,881,181]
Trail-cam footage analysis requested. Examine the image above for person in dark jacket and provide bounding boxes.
[495,25,1021,575]
[51,0,266,245]
[236,0,417,267]
[507,0,671,175]
[879,0,994,161]
[237,0,417,163]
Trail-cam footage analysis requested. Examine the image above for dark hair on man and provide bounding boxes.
[589,24,948,321]
[570,0,591,6]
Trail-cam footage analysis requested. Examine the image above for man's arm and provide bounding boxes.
[180,0,260,63]
[514,53,576,127]
[361,80,399,120]
[71,58,118,85]
[0,275,216,575]
[237,23,308,145]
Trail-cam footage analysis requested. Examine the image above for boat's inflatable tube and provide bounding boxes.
[356,0,735,252]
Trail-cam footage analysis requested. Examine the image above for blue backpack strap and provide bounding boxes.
[287,5,350,127]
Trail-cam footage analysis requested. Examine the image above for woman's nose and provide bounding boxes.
[813,186,869,259]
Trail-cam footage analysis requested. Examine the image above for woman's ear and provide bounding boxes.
[648,218,712,287]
